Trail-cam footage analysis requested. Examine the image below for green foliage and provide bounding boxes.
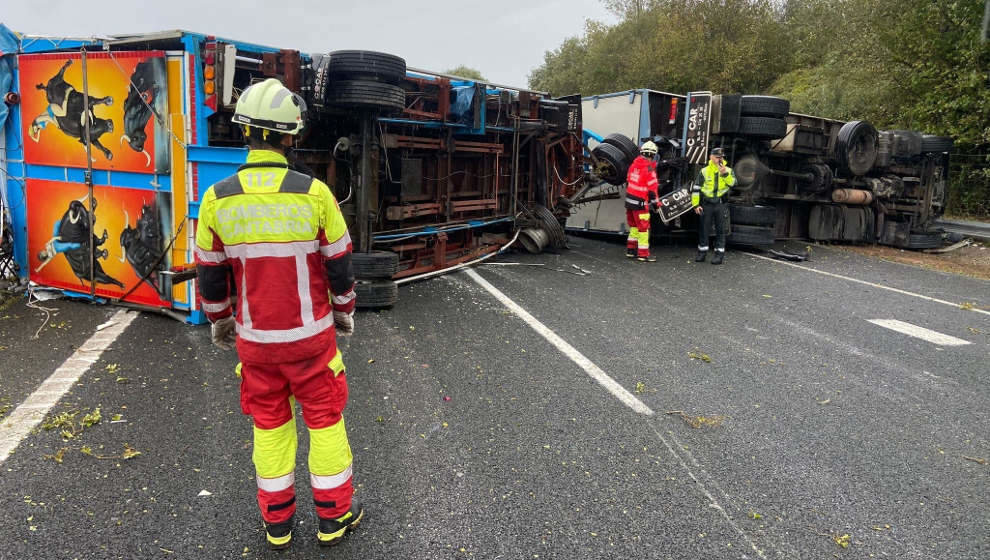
[530,0,990,216]
[444,66,487,81]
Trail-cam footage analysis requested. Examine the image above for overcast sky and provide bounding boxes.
[3,0,618,87]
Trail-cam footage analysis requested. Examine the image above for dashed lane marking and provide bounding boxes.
[464,268,653,415]
[747,253,990,317]
[868,319,972,346]
[0,310,138,464]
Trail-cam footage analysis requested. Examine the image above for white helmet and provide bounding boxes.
[640,141,658,156]
[232,78,306,135]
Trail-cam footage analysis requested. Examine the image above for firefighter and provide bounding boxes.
[195,78,362,550]
[692,147,736,265]
[625,141,661,262]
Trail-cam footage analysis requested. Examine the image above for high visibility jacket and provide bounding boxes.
[691,160,736,205]
[195,149,355,364]
[624,156,660,210]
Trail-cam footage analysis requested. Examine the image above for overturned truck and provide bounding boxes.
[569,89,952,249]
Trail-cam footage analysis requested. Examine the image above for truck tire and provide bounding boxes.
[533,205,567,249]
[835,120,877,176]
[591,142,630,185]
[920,135,953,153]
[355,280,398,309]
[327,50,406,84]
[602,133,639,164]
[728,224,775,247]
[729,204,776,227]
[325,80,406,113]
[740,96,790,118]
[738,117,787,139]
[352,251,399,279]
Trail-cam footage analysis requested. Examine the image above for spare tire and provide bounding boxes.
[729,204,776,227]
[325,80,406,113]
[728,224,775,247]
[533,205,567,249]
[738,117,787,139]
[602,133,639,164]
[327,50,406,84]
[835,120,878,176]
[591,142,631,185]
[921,135,953,153]
[355,280,398,309]
[352,251,399,279]
[740,96,790,118]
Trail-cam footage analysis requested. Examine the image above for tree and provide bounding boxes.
[444,66,487,81]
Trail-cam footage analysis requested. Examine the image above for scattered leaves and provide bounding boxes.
[105,363,119,374]
[122,445,141,460]
[43,447,67,463]
[962,456,987,465]
[665,410,726,429]
[817,398,831,405]
[688,351,712,363]
[832,534,851,548]
[748,511,762,520]
[635,382,646,394]
[958,302,975,310]
[115,377,129,384]
[81,407,101,428]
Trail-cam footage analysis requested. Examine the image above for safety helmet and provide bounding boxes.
[232,78,306,135]
[640,141,658,156]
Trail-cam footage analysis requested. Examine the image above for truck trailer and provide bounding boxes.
[0,26,584,322]
[568,89,953,250]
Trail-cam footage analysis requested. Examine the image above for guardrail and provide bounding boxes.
[937,219,990,241]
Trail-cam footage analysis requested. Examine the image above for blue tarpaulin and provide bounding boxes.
[0,24,19,133]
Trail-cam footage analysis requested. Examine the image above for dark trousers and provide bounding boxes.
[698,202,728,251]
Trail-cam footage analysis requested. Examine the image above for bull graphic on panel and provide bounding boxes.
[28,59,115,162]
[35,194,124,288]
[120,59,162,168]
[119,201,165,294]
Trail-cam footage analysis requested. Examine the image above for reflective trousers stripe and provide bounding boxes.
[310,464,353,490]
[257,472,295,493]
[253,417,298,478]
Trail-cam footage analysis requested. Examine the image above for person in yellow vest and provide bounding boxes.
[195,78,363,550]
[691,147,735,265]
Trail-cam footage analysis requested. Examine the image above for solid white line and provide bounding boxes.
[747,253,990,317]
[464,269,653,416]
[0,309,138,463]
[868,319,972,346]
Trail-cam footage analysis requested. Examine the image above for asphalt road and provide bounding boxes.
[0,236,987,559]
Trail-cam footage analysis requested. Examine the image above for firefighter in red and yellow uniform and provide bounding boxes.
[195,78,362,550]
[625,141,661,262]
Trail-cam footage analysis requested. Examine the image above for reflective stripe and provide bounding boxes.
[332,290,356,306]
[698,245,709,251]
[310,464,353,490]
[257,472,295,493]
[297,254,314,323]
[226,240,319,260]
[320,231,352,258]
[240,267,252,329]
[238,313,333,344]
[201,300,231,313]
[196,246,227,264]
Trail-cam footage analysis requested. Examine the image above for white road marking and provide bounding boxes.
[747,253,990,317]
[868,319,972,346]
[0,309,138,463]
[464,268,653,416]
[465,268,772,556]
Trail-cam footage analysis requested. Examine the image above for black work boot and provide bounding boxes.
[317,499,364,547]
[637,255,657,262]
[265,516,294,550]
[695,250,707,262]
[711,251,724,265]
[626,248,636,258]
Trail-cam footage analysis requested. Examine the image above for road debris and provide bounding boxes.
[962,456,986,465]
[688,350,712,363]
[768,249,808,262]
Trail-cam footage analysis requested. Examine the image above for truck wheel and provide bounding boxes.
[352,251,399,279]
[355,280,398,309]
[728,224,775,247]
[835,120,877,176]
[729,204,776,227]
[533,205,567,249]
[920,135,953,153]
[325,80,406,113]
[738,117,787,139]
[327,50,407,84]
[740,96,790,118]
[591,142,630,185]
[602,133,639,164]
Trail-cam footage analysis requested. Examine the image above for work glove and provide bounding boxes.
[211,316,236,350]
[333,310,355,337]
